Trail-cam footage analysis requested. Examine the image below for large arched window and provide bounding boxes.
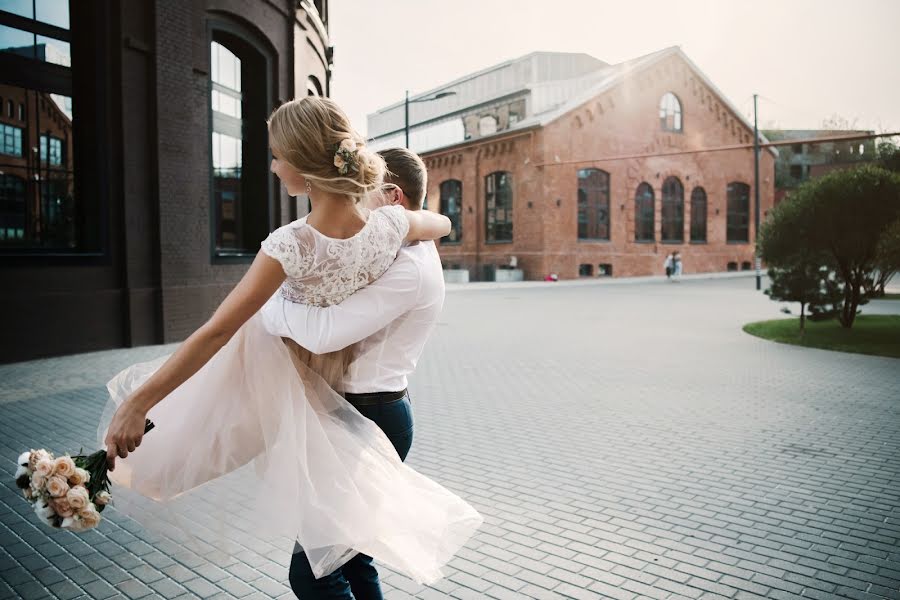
[210,26,273,257]
[0,174,26,242]
[634,182,655,242]
[577,169,610,241]
[659,92,682,132]
[727,182,750,243]
[485,172,513,242]
[661,176,684,242]
[439,179,462,244]
[690,187,707,243]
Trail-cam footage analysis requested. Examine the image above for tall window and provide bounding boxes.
[0,124,23,156]
[209,29,271,257]
[690,187,707,243]
[0,2,82,250]
[659,92,682,132]
[634,182,655,242]
[439,179,462,244]
[726,182,750,243]
[485,171,513,242]
[577,168,610,241]
[0,174,26,242]
[660,176,684,242]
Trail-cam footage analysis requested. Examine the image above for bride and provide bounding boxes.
[101,96,482,584]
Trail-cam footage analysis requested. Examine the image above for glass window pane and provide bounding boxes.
[1,0,34,19]
[0,24,36,59]
[35,0,70,29]
[35,35,70,66]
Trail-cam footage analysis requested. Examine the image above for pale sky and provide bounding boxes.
[329,0,900,137]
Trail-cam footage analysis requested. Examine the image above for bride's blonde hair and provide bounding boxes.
[268,97,385,200]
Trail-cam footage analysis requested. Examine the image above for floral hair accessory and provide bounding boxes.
[333,138,359,176]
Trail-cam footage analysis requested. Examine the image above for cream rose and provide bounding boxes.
[50,498,74,518]
[46,475,70,498]
[54,456,76,479]
[94,491,112,506]
[70,468,89,486]
[78,504,101,529]
[334,154,346,170]
[339,138,355,153]
[31,472,46,490]
[34,458,54,477]
[29,449,50,470]
[66,486,90,510]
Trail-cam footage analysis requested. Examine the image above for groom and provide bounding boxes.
[261,147,445,600]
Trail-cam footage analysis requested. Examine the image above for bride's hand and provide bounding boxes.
[105,401,148,470]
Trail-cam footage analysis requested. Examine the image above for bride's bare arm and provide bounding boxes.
[405,209,451,242]
[105,252,286,468]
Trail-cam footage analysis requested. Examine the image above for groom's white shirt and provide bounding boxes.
[260,237,445,394]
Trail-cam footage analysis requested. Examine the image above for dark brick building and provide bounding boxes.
[0,1,331,363]
[369,47,777,281]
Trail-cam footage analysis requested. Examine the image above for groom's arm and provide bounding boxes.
[261,253,422,354]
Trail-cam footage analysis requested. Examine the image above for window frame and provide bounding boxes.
[577,168,610,242]
[634,182,655,242]
[660,176,684,243]
[689,186,707,243]
[484,171,513,243]
[439,179,462,245]
[726,181,751,243]
[206,18,276,263]
[659,92,683,132]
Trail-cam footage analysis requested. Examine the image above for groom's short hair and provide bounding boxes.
[379,148,427,210]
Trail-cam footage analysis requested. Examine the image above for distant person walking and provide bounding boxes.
[664,253,674,280]
[673,251,683,281]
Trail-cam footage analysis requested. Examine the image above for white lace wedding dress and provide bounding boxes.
[99,205,482,584]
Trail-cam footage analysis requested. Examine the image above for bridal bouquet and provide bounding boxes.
[14,420,154,531]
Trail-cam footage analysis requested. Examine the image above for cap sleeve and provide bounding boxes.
[376,204,410,241]
[261,225,312,279]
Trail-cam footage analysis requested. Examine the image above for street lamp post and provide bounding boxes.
[404,90,457,149]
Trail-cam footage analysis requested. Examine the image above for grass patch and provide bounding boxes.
[879,293,900,300]
[743,315,900,359]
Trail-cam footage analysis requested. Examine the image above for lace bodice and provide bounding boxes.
[261,205,409,307]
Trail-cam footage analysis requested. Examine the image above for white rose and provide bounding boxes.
[17,451,31,467]
[34,458,54,477]
[69,468,89,486]
[339,138,355,153]
[66,486,90,510]
[46,475,70,498]
[54,456,76,479]
[61,516,82,531]
[78,505,101,529]
[94,491,112,506]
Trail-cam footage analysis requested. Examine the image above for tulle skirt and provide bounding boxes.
[98,313,482,584]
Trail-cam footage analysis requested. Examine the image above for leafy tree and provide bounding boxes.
[766,263,841,332]
[759,165,900,328]
[866,218,900,297]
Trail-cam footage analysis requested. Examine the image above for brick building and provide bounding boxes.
[369,47,777,280]
[762,129,875,205]
[0,1,331,362]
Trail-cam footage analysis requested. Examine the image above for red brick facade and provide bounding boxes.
[423,52,775,280]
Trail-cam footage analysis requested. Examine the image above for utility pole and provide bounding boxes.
[753,93,762,291]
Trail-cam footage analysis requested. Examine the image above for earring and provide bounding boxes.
[305,180,312,195]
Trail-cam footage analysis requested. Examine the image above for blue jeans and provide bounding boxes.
[289,393,414,599]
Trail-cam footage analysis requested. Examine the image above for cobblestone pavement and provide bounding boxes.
[1,277,899,600]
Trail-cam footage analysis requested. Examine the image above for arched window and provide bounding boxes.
[307,75,323,97]
[209,25,273,256]
[661,176,684,242]
[439,179,462,244]
[577,169,610,240]
[659,92,682,132]
[726,182,750,243]
[690,187,707,243]
[485,172,512,242]
[634,182,655,242]
[0,174,26,242]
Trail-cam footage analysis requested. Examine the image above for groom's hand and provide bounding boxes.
[105,402,148,470]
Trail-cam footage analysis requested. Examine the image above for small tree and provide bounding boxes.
[766,263,840,332]
[877,140,900,173]
[866,218,900,297]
